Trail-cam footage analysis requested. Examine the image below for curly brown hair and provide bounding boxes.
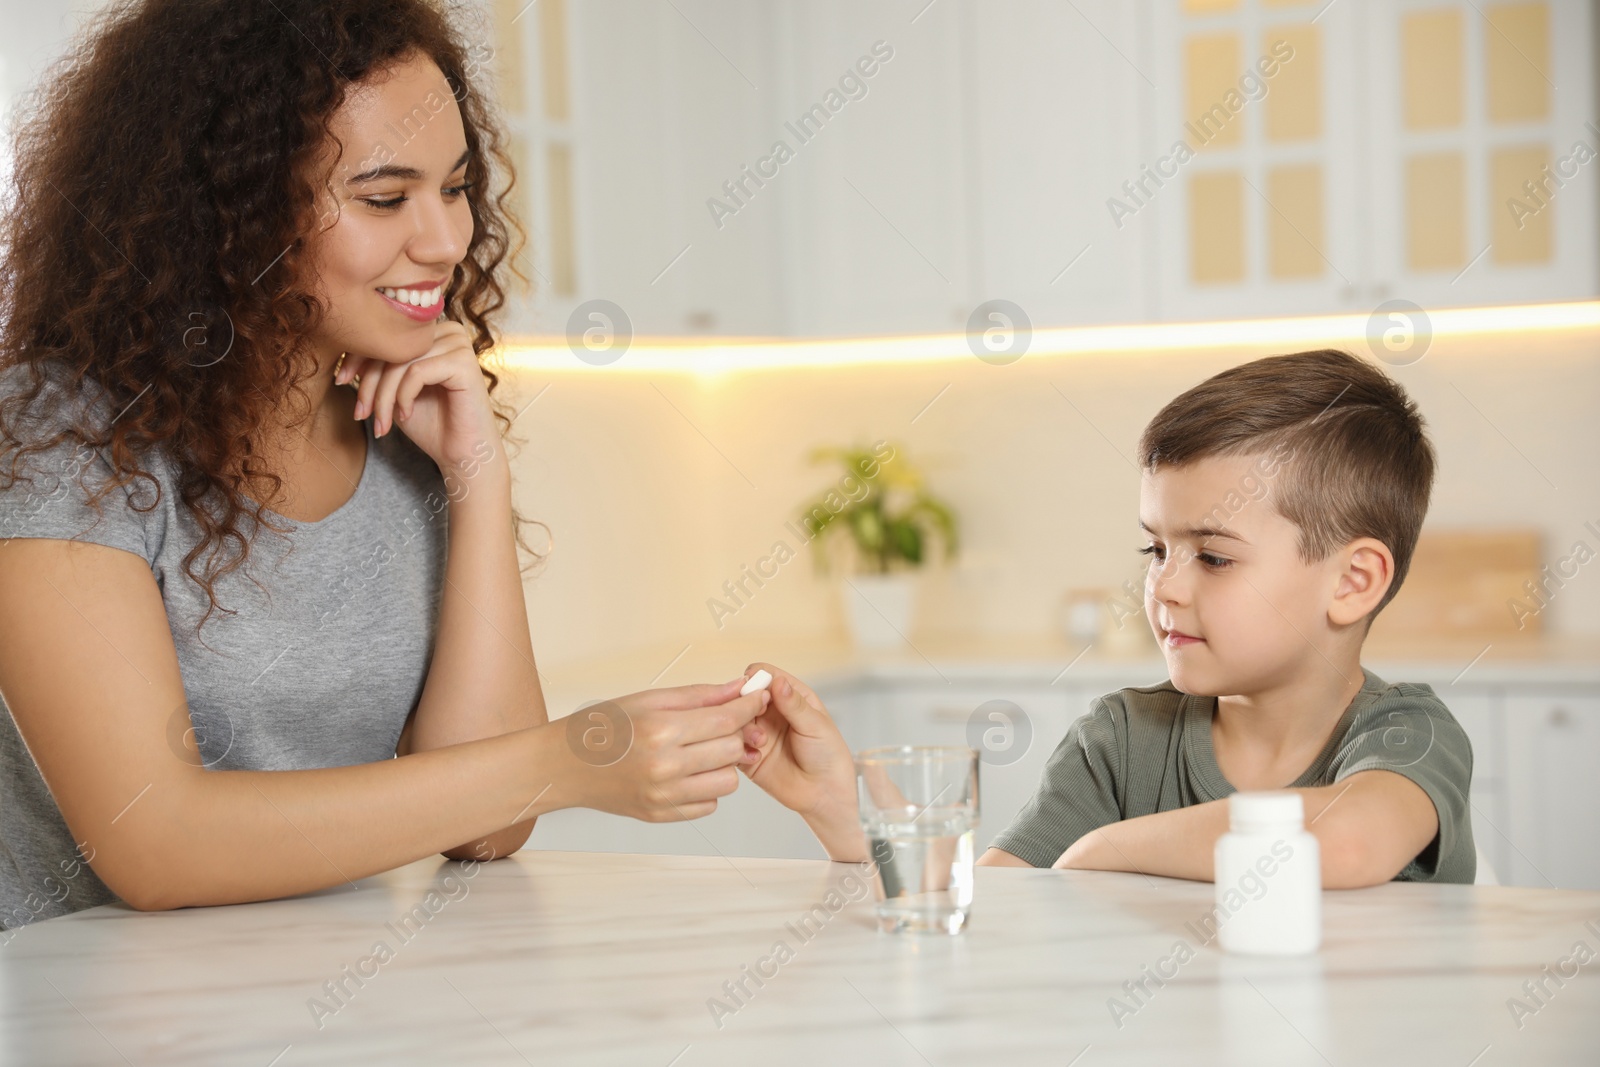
[0,0,547,640]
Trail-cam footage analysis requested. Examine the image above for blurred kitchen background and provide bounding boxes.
[8,0,1599,886]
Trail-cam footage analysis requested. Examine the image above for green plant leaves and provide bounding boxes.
[797,441,957,575]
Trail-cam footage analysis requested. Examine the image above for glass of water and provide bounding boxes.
[856,745,979,934]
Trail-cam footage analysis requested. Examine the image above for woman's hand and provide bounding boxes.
[336,317,500,477]
[556,677,769,823]
[736,663,867,862]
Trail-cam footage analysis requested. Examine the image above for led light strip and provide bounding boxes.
[492,300,1600,377]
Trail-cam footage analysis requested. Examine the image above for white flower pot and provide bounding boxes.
[843,573,918,650]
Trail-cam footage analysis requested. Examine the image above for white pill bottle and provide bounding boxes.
[1214,791,1322,955]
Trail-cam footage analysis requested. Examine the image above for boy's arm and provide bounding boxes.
[1051,769,1438,888]
[978,847,1033,867]
[980,696,1129,867]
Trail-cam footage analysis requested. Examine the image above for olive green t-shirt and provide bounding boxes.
[990,666,1476,883]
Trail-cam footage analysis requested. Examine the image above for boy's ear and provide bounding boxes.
[1328,537,1395,627]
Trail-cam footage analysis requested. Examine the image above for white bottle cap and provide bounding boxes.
[1228,790,1305,833]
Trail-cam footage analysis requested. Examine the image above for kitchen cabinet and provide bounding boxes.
[770,0,977,336]
[1364,0,1598,312]
[497,0,1596,337]
[538,0,1152,336]
[1148,0,1368,321]
[1503,687,1600,890]
[494,0,787,338]
[1435,688,1510,883]
[1149,0,1597,323]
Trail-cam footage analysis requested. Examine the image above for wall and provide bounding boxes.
[506,323,1600,689]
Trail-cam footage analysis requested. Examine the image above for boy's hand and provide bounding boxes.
[735,663,867,862]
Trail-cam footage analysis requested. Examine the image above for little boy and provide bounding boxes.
[979,347,1474,885]
[739,347,1476,887]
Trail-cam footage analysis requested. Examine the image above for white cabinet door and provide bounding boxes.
[565,0,784,336]
[774,0,975,335]
[966,0,1150,328]
[1504,688,1600,889]
[1435,686,1510,884]
[1149,0,1369,321]
[1147,0,1596,322]
[1364,0,1597,312]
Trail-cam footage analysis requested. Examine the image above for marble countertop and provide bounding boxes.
[4,851,1597,1065]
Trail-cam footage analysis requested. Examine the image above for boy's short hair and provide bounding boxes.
[1136,348,1435,618]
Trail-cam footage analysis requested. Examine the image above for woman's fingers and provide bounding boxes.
[675,732,748,777]
[671,690,768,746]
[353,359,384,421]
[580,673,815,822]
[682,765,742,803]
[390,354,456,424]
[335,353,364,387]
[633,677,746,713]
[370,356,420,436]
[647,797,718,822]
[641,765,738,817]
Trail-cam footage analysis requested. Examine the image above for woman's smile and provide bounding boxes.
[376,283,444,321]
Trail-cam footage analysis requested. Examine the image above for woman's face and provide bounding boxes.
[305,51,474,367]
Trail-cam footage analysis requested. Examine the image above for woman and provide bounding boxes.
[0,0,773,927]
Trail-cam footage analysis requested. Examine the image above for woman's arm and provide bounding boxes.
[397,440,544,861]
[343,331,548,862]
[0,537,766,911]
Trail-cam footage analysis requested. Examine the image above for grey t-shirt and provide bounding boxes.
[0,370,447,929]
[990,666,1476,883]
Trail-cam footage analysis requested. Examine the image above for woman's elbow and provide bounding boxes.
[88,831,200,911]
[444,821,533,862]
[122,887,179,912]
[101,860,182,912]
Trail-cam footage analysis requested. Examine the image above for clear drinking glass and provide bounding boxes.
[856,745,980,934]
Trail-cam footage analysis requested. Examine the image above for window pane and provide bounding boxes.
[1265,24,1320,141]
[1186,33,1244,150]
[1403,9,1464,130]
[1406,153,1467,271]
[1267,164,1324,278]
[1190,170,1246,283]
[540,0,572,123]
[1486,2,1550,123]
[1492,144,1552,263]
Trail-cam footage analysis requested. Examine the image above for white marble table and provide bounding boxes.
[3,850,1597,1065]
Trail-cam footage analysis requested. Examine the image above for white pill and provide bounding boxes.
[740,669,773,696]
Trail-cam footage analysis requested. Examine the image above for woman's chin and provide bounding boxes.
[353,332,433,364]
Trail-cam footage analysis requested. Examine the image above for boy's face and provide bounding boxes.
[1139,453,1341,697]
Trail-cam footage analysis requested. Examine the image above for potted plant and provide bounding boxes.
[798,442,958,650]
